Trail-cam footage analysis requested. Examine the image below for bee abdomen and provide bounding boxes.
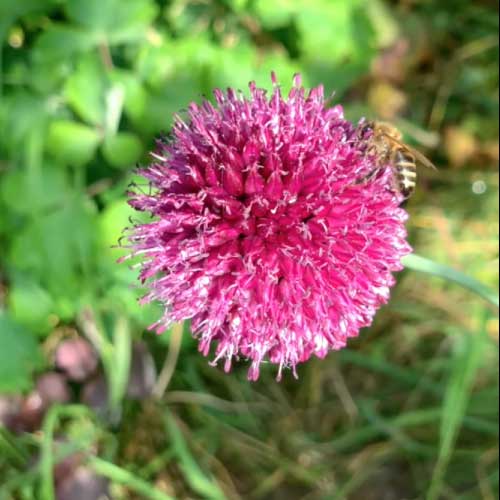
[395,150,417,198]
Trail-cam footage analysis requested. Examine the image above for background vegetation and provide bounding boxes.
[0,0,498,499]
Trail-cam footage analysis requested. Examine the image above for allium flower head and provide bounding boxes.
[124,74,411,381]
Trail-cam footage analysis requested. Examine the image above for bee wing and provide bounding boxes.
[381,134,438,170]
[406,145,438,171]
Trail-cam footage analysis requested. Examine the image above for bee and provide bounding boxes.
[357,120,437,198]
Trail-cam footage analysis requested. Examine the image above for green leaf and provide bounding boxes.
[165,1,211,35]
[0,314,41,393]
[0,168,34,216]
[209,43,256,93]
[254,0,297,28]
[102,132,143,169]
[402,254,500,309]
[109,70,147,123]
[65,54,107,126]
[97,197,161,327]
[7,195,98,314]
[253,53,306,93]
[296,0,360,61]
[33,24,97,62]
[99,199,135,257]
[135,89,188,135]
[293,0,376,96]
[0,0,55,21]
[46,120,101,166]
[225,0,248,12]
[7,276,55,335]
[135,35,214,90]
[0,163,69,216]
[365,0,400,48]
[103,84,126,137]
[0,0,57,39]
[30,58,71,94]
[65,0,158,45]
[0,92,47,158]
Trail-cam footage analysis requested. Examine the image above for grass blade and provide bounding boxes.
[426,311,489,500]
[402,254,499,309]
[339,350,442,396]
[88,457,175,500]
[164,411,226,500]
[0,426,29,466]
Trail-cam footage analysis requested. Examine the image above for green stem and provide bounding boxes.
[39,405,92,500]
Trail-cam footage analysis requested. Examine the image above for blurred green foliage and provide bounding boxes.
[0,0,498,499]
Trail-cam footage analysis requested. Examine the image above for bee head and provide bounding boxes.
[358,120,375,139]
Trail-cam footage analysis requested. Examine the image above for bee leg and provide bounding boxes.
[354,166,382,186]
[389,169,400,193]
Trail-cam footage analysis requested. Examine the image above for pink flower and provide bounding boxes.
[123,74,411,381]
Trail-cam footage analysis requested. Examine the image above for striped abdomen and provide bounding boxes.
[394,149,417,198]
